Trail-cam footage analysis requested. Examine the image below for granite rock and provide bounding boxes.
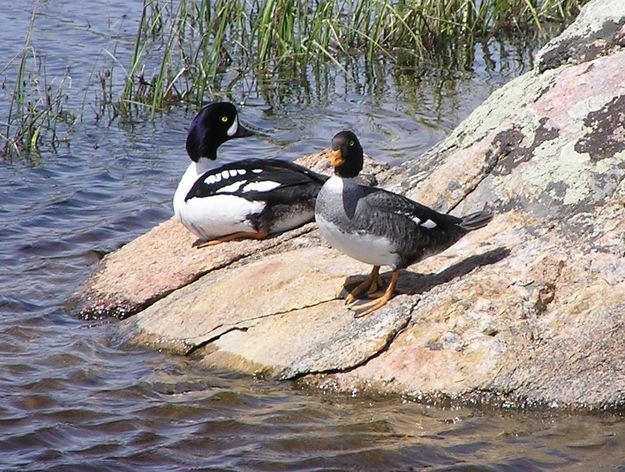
[79,0,625,410]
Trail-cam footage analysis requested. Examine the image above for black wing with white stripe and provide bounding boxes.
[185,158,328,204]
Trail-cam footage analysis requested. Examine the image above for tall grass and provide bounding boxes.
[1,1,76,160]
[116,0,587,114]
[0,0,587,156]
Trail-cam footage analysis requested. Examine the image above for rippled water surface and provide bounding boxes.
[2,2,625,471]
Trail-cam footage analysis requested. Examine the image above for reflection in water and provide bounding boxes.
[1,2,624,471]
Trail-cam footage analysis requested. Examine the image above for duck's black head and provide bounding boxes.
[329,130,363,178]
[185,102,254,162]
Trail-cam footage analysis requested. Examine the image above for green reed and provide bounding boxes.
[116,0,586,115]
[1,1,76,160]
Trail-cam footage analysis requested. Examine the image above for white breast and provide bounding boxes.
[173,160,264,239]
[173,161,207,218]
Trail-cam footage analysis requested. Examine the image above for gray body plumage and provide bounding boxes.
[315,176,491,270]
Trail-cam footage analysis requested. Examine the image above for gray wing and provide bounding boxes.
[355,187,466,263]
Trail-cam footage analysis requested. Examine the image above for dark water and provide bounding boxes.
[1,2,625,471]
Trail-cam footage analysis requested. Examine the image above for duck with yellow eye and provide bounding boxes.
[315,130,493,317]
[173,102,328,247]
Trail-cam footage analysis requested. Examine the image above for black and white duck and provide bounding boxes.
[173,102,328,247]
[314,130,493,317]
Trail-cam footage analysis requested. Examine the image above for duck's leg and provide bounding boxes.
[194,230,268,248]
[344,266,381,304]
[350,269,400,317]
[367,270,385,297]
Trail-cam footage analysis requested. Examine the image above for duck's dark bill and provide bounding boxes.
[233,123,254,139]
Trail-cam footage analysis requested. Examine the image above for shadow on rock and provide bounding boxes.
[392,247,510,296]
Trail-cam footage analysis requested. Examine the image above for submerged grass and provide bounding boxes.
[116,0,587,115]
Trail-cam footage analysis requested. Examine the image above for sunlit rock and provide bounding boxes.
[80,0,625,410]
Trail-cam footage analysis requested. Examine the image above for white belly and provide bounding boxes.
[173,162,264,239]
[316,214,399,268]
[178,194,264,239]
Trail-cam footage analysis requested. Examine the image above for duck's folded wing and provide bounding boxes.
[186,159,327,204]
[358,186,463,230]
[356,186,471,261]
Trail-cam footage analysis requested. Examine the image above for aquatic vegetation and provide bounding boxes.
[117,0,587,114]
[1,2,77,160]
[0,0,587,158]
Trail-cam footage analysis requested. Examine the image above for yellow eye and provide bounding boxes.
[349,140,354,147]
[221,116,229,123]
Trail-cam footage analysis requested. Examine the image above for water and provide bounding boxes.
[1,1,624,470]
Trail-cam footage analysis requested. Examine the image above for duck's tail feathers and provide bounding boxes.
[459,209,493,232]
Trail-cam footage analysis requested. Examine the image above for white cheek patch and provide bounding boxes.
[227,119,238,137]
[242,181,281,192]
[217,181,245,193]
[421,219,437,229]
